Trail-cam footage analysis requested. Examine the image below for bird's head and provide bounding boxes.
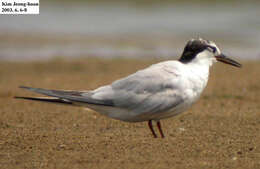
[179,38,242,68]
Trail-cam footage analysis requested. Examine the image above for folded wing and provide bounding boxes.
[16,61,185,119]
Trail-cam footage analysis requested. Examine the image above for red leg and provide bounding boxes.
[148,120,157,138]
[156,121,165,138]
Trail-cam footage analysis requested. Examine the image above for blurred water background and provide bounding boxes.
[0,0,259,61]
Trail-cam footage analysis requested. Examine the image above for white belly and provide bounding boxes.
[80,85,204,123]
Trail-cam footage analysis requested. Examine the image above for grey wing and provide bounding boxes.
[18,61,184,117]
[107,64,184,115]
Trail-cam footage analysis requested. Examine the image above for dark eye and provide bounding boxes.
[206,45,216,53]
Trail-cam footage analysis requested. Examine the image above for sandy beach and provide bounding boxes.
[0,58,259,168]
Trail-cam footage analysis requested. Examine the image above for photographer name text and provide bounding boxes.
[1,0,39,14]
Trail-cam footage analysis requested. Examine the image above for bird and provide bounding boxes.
[15,38,242,138]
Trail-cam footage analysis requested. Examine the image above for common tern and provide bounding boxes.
[15,38,242,138]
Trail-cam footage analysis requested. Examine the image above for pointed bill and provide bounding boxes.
[215,54,242,68]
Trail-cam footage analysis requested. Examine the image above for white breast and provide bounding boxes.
[153,62,210,120]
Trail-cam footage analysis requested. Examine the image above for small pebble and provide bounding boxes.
[59,144,66,148]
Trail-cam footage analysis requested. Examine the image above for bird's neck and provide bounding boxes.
[186,60,210,77]
[183,56,213,88]
[182,59,211,101]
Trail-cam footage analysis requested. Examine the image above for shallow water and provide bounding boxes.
[0,3,259,61]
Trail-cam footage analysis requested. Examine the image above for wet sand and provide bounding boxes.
[0,58,259,169]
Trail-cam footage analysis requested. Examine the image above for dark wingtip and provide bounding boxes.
[237,62,242,68]
[13,96,73,105]
[14,96,26,99]
[19,86,30,89]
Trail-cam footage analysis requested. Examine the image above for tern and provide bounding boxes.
[15,38,241,138]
